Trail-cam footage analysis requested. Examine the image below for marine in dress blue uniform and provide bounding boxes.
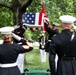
[12,25,27,74]
[0,26,33,75]
[44,20,59,75]
[38,33,47,62]
[49,15,76,75]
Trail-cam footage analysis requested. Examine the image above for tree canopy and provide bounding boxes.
[0,0,76,40]
[0,0,76,27]
[0,0,76,26]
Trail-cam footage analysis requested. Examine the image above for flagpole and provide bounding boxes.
[40,1,47,49]
[41,13,45,48]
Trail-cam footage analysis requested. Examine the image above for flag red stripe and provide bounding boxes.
[38,12,43,25]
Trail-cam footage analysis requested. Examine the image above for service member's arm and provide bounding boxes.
[44,22,59,35]
[22,39,33,52]
[12,33,33,52]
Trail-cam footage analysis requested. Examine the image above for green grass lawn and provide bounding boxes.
[24,46,49,70]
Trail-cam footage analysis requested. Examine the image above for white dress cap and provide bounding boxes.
[53,22,59,26]
[59,15,76,24]
[0,26,14,34]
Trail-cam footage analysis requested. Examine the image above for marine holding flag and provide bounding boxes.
[44,20,59,75]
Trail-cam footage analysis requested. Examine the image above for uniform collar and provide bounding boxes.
[62,29,70,32]
[3,41,11,44]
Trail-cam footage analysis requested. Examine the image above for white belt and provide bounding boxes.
[40,43,45,45]
[0,62,17,68]
[18,42,22,45]
[48,40,51,42]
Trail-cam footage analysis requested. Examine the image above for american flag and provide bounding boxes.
[22,12,44,27]
[22,2,49,32]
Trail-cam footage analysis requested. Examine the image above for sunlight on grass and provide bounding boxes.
[24,46,49,70]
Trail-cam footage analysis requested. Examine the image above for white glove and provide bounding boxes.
[12,33,21,41]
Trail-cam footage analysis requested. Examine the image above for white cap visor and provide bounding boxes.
[59,15,76,24]
[0,27,14,34]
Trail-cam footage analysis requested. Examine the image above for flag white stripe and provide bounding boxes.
[23,24,43,28]
[35,13,39,25]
